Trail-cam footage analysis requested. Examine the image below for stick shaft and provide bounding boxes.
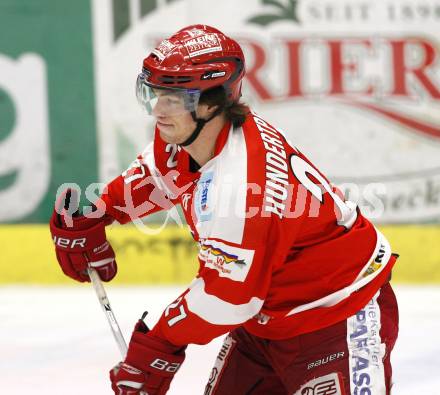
[87,268,128,358]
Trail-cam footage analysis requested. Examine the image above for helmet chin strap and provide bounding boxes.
[178,108,223,147]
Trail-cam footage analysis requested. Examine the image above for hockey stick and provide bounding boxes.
[87,267,128,358]
[58,189,127,354]
[88,268,148,395]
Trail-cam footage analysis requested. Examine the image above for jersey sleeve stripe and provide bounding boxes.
[184,278,264,325]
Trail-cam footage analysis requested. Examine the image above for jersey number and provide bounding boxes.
[165,144,178,168]
[165,296,187,327]
[290,154,357,228]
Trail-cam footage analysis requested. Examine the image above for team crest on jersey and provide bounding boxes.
[294,372,345,395]
[198,239,254,282]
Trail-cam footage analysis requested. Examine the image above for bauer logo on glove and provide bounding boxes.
[49,188,117,282]
[52,236,86,249]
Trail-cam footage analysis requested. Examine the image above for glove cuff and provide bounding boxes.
[126,332,186,378]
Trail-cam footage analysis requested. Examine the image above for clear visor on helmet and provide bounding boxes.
[136,73,201,116]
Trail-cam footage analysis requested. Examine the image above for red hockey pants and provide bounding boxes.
[204,282,399,395]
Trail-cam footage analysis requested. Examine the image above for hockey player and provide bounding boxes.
[50,25,399,394]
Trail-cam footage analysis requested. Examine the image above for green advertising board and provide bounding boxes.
[0,0,97,223]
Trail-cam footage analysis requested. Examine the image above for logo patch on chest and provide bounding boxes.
[198,239,255,282]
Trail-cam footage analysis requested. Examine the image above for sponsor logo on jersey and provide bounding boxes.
[362,243,387,278]
[198,239,254,282]
[293,372,344,395]
[200,244,246,271]
[195,171,214,222]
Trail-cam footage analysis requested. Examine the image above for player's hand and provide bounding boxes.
[110,317,186,395]
[49,189,117,282]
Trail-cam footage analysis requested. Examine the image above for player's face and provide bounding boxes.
[152,89,199,145]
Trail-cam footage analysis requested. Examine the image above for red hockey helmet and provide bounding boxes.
[136,25,245,116]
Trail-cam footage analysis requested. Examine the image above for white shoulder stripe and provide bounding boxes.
[185,278,264,325]
[198,125,247,244]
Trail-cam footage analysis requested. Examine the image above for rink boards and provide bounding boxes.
[0,224,439,284]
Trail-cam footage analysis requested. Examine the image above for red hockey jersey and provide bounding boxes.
[101,111,396,346]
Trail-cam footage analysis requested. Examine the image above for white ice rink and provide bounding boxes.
[1,285,439,394]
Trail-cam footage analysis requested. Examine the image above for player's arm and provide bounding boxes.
[100,142,182,225]
[151,235,273,345]
[48,149,169,283]
[49,141,183,283]
[110,222,276,394]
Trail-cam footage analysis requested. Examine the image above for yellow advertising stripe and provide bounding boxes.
[379,225,440,284]
[0,224,439,284]
[0,224,198,285]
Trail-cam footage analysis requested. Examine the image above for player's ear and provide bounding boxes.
[196,103,219,120]
[207,104,219,117]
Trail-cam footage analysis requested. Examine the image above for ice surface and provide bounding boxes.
[1,285,439,394]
